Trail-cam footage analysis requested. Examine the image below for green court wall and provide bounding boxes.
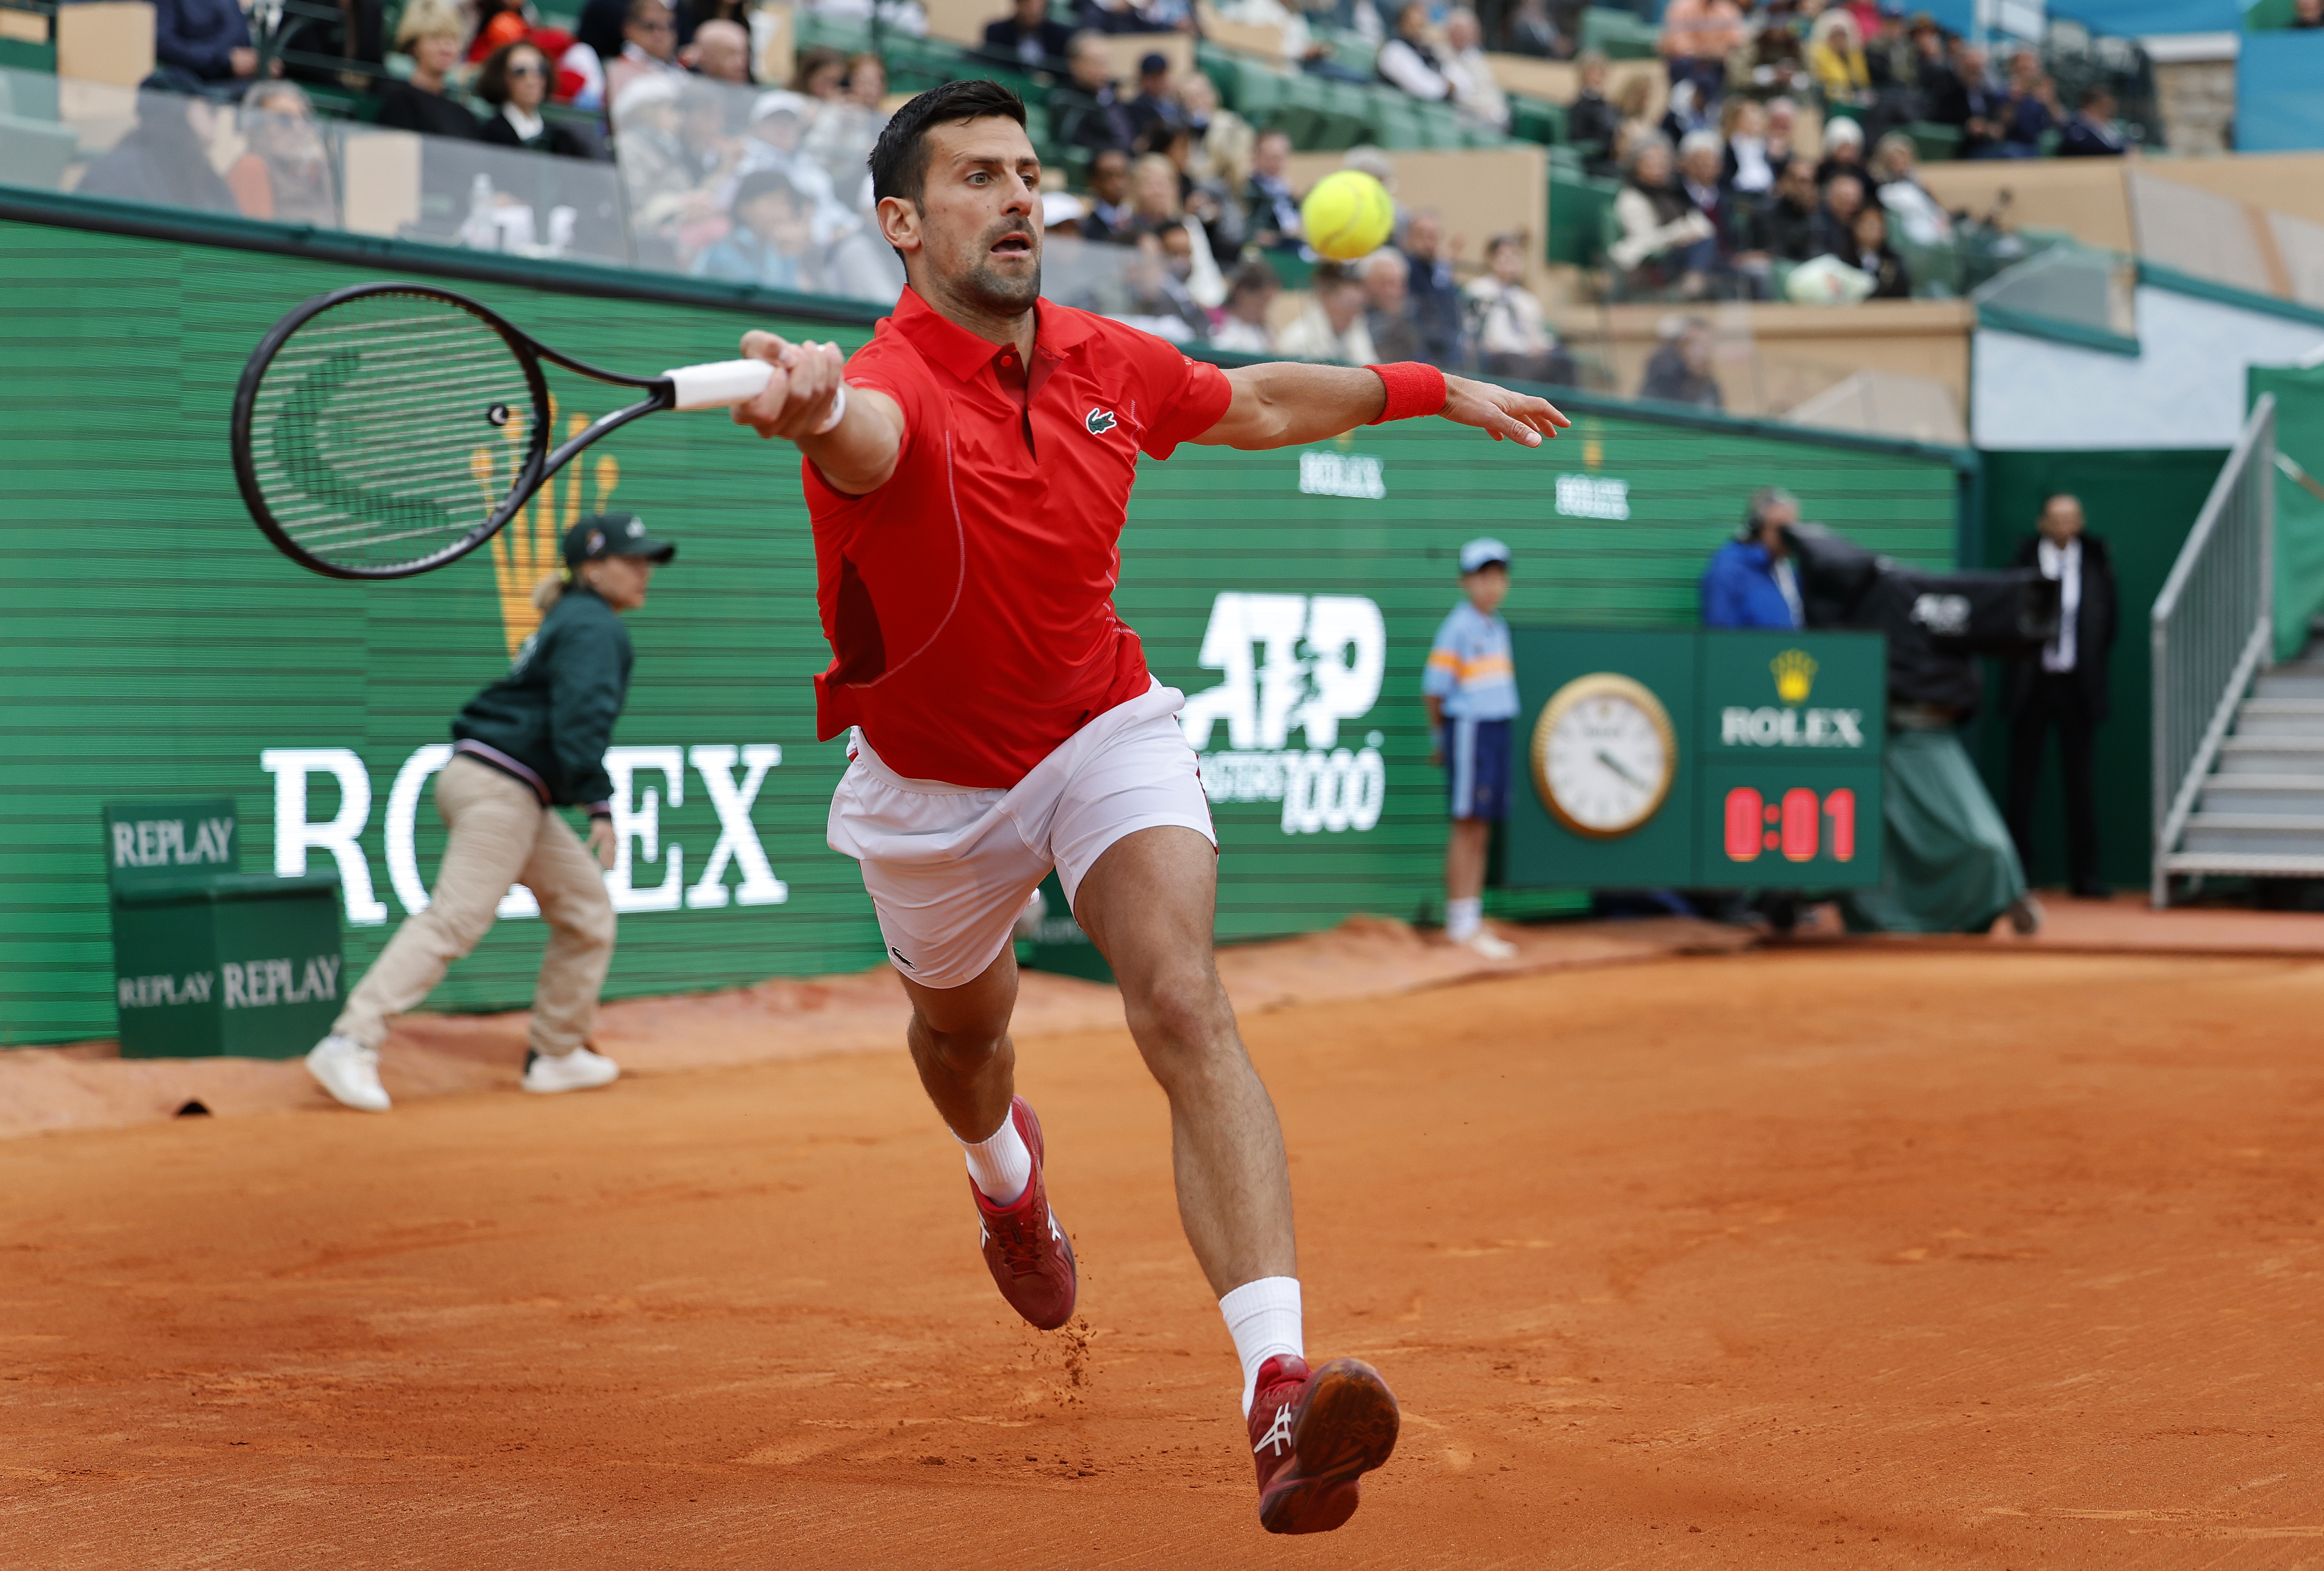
[0,202,1968,1045]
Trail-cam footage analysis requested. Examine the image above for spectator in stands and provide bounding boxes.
[1863,0,1921,135]
[1764,94,1802,168]
[792,46,849,100]
[1439,9,1509,131]
[1077,0,1195,34]
[1761,153,1827,263]
[1987,46,2056,158]
[2006,493,2117,900]
[1243,127,1304,250]
[78,72,238,211]
[380,0,483,139]
[1821,171,1866,254]
[1929,39,1997,158]
[1701,487,1802,627]
[1807,11,1871,111]
[983,0,1079,72]
[1401,211,1467,369]
[2058,85,2129,158]
[605,0,684,112]
[1907,16,1956,114]
[1080,146,1137,241]
[1657,0,1743,105]
[1566,52,1618,173]
[1641,314,1721,407]
[1869,131,1951,245]
[470,0,529,64]
[1211,261,1281,353]
[1739,9,1810,100]
[1609,73,1659,168]
[1128,151,1224,305]
[1378,2,1455,105]
[1720,96,1775,198]
[1466,232,1573,384]
[1052,32,1138,150]
[1849,205,1909,297]
[1815,114,1866,188]
[1042,191,1089,236]
[1676,128,1730,240]
[228,83,338,225]
[692,165,825,288]
[478,41,594,157]
[1505,0,1569,59]
[847,53,886,107]
[678,0,750,48]
[1175,71,1254,196]
[1083,231,1209,338]
[2298,0,2324,25]
[1276,263,1379,361]
[1360,249,1422,361]
[613,75,700,265]
[1611,135,1717,300]
[1147,122,1246,258]
[154,0,264,85]
[1125,52,1185,147]
[687,19,753,85]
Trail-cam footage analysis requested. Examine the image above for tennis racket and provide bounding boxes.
[230,281,781,579]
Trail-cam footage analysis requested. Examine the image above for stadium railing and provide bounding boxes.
[2152,394,2278,906]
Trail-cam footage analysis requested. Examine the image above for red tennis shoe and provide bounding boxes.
[1248,1354,1400,1534]
[971,1095,1077,1331]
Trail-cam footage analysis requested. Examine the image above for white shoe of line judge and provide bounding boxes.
[306,1032,390,1112]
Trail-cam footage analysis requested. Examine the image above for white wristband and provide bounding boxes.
[811,379,848,437]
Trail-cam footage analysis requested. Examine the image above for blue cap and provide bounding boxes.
[1459,537,1511,573]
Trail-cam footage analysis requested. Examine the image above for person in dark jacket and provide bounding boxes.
[74,72,240,212]
[2056,85,2129,157]
[1701,488,1803,628]
[477,39,596,157]
[377,0,484,139]
[155,0,260,84]
[2005,493,2116,898]
[982,0,1078,72]
[305,514,676,1113]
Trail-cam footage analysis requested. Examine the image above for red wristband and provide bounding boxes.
[1366,362,1447,424]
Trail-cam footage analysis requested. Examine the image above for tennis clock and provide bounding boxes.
[1531,673,1678,839]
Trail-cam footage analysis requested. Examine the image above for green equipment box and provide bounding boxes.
[104,799,344,1058]
[1504,629,1887,890]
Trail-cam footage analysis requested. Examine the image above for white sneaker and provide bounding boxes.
[1461,929,1520,961]
[306,1032,390,1112]
[522,1045,621,1094]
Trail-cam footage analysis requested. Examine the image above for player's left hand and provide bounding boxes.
[1440,376,1571,447]
[587,816,618,871]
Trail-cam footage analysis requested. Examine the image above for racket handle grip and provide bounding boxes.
[663,359,775,411]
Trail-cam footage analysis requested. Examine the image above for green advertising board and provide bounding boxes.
[1505,629,1887,887]
[0,198,1968,1045]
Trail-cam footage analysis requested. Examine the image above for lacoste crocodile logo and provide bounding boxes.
[1085,407,1117,436]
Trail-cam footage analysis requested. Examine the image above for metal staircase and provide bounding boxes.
[2174,644,2324,876]
[2152,397,2285,904]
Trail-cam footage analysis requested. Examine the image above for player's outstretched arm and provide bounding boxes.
[1196,361,1570,452]
[729,330,905,496]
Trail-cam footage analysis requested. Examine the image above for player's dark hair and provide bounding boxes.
[868,78,1029,209]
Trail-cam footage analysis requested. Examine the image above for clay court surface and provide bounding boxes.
[7,946,2324,1569]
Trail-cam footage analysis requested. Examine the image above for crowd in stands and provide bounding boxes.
[1580,0,2134,303]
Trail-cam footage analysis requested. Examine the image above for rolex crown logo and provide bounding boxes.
[1771,649,1818,705]
[471,394,621,657]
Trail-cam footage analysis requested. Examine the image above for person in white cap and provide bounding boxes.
[1424,538,1520,959]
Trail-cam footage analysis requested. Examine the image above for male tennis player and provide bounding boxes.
[730,79,1566,1534]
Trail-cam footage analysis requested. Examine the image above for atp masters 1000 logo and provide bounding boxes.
[1179,593,1388,836]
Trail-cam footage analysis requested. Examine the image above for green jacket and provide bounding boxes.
[451,585,633,811]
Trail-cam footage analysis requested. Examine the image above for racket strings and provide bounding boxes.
[244,293,540,572]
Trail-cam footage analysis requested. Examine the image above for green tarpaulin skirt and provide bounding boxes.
[1842,727,2027,934]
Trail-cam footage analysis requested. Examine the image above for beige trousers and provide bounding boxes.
[333,755,615,1055]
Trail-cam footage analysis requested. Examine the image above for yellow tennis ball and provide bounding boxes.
[1300,170,1395,262]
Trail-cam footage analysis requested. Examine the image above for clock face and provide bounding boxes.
[1532,674,1677,839]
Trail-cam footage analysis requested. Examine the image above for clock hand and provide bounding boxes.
[1595,749,1649,790]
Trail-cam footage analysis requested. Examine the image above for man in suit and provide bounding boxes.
[982,0,1078,73]
[2006,493,2117,898]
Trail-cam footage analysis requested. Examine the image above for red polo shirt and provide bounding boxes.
[801,288,1234,787]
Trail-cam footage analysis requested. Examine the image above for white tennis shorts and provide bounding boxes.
[827,682,1217,989]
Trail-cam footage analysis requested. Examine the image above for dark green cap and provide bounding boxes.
[563,512,676,565]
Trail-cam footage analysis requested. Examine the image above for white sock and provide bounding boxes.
[957,1110,1032,1207]
[1446,895,1483,941]
[1220,1276,1304,1416]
